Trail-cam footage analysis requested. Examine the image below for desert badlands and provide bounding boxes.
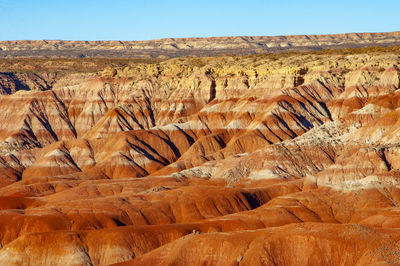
[0,33,400,265]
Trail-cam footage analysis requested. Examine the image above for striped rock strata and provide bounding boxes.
[0,50,400,265]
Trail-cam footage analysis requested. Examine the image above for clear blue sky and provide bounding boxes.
[0,0,399,41]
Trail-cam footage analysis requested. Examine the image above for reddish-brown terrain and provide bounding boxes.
[0,35,400,265]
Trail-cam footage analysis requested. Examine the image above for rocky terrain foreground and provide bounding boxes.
[0,42,400,265]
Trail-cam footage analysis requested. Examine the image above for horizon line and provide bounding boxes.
[1,30,399,43]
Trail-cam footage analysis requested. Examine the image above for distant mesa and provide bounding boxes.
[0,31,399,58]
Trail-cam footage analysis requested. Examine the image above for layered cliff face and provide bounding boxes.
[1,31,400,58]
[0,47,400,265]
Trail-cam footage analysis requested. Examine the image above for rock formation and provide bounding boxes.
[0,39,399,265]
[1,31,400,58]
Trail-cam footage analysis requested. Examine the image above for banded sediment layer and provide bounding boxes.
[0,45,400,265]
[1,31,400,58]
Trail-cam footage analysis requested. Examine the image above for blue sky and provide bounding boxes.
[0,0,399,41]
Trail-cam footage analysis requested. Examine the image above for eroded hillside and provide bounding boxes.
[1,31,400,58]
[0,47,400,265]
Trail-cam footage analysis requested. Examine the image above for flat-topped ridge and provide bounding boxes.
[1,31,399,58]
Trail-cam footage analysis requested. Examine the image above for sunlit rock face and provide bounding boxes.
[1,45,400,265]
[1,31,400,58]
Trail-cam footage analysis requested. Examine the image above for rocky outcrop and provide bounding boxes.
[0,47,400,265]
[1,31,400,58]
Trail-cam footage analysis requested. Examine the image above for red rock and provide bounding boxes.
[0,45,399,265]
